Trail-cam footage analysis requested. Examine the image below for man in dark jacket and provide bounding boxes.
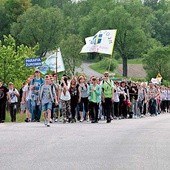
[0,79,10,123]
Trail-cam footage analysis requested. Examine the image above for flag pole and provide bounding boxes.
[107,54,113,72]
[56,48,60,121]
[107,30,117,72]
[56,49,58,84]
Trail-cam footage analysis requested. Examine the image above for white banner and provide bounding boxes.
[80,30,117,55]
[45,48,65,72]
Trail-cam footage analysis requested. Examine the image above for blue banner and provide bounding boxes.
[25,57,42,67]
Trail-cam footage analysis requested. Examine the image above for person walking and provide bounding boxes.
[88,77,101,123]
[78,75,89,122]
[69,77,81,123]
[0,79,10,123]
[101,72,114,123]
[8,82,20,122]
[59,75,71,123]
[39,75,58,127]
[30,69,44,122]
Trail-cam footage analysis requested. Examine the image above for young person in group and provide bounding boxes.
[78,75,89,122]
[21,77,32,122]
[69,77,81,123]
[96,77,103,120]
[101,72,114,123]
[113,81,121,119]
[59,75,71,123]
[39,75,58,127]
[49,76,59,123]
[20,82,26,115]
[0,79,10,123]
[30,69,44,122]
[8,82,20,122]
[119,81,129,119]
[129,82,138,118]
[88,77,101,123]
[148,82,159,116]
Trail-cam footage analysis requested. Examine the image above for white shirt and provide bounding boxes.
[167,90,170,100]
[60,86,71,101]
[9,88,19,103]
[23,85,31,101]
[114,87,120,102]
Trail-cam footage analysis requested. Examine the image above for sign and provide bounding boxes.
[80,30,117,55]
[25,57,42,67]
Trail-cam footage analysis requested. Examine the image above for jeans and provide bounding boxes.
[31,100,42,121]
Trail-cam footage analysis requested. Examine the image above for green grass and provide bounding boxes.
[90,63,107,74]
[5,111,45,123]
[117,58,143,64]
[5,111,26,123]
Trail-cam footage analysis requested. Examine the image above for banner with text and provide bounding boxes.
[25,57,42,67]
[80,30,117,55]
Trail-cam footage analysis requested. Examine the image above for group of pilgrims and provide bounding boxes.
[0,69,170,127]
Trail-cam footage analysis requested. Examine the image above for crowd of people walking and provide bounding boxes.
[0,69,170,127]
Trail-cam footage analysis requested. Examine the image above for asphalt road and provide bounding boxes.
[76,62,102,78]
[0,114,170,170]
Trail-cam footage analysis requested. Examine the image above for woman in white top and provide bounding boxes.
[59,76,71,123]
[8,82,20,122]
[21,78,32,122]
[113,81,121,119]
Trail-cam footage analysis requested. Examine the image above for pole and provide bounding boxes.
[56,50,58,84]
[107,54,113,72]
[56,49,60,121]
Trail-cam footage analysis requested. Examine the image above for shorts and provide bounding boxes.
[42,102,52,112]
[20,103,26,111]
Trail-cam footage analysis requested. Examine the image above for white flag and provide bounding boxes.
[80,30,117,55]
[45,48,65,72]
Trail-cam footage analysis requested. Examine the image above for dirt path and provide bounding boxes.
[116,64,146,78]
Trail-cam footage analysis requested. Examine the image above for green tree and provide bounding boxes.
[59,34,84,76]
[152,9,170,46]
[143,45,170,81]
[78,0,152,76]
[0,0,32,41]
[11,5,64,56]
[31,0,71,8]
[109,2,153,77]
[143,0,160,9]
[0,35,38,85]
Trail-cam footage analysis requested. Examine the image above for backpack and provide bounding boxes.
[32,77,44,85]
[51,84,58,97]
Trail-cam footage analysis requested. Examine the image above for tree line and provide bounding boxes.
[0,0,170,85]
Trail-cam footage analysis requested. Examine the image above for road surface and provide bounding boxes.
[0,114,170,170]
[76,62,102,78]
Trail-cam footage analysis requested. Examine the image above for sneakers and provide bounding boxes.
[25,118,30,123]
[54,118,58,122]
[80,119,84,122]
[44,119,47,126]
[106,119,111,123]
[44,120,50,127]
[71,118,76,123]
[63,118,67,124]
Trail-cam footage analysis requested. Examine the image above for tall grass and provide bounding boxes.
[5,111,26,123]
